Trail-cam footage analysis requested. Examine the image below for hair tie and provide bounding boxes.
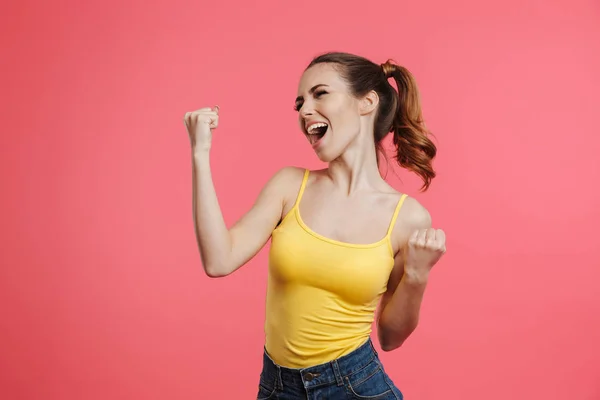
[381,62,394,78]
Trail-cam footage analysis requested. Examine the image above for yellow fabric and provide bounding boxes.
[264,169,407,368]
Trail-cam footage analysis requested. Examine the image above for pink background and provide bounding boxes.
[2,0,599,399]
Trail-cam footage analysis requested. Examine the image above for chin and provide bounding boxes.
[314,148,339,163]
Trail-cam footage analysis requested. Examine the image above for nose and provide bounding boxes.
[299,103,314,118]
[299,110,312,131]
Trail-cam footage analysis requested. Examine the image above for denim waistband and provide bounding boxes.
[261,338,379,390]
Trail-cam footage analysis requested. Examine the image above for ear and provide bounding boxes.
[359,90,379,116]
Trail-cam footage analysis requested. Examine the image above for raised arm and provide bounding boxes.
[185,106,300,277]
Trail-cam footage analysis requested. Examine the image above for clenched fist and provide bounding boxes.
[403,228,446,283]
[184,106,219,150]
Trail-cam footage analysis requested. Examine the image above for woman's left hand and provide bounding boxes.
[403,228,446,283]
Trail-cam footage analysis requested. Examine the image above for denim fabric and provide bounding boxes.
[257,338,403,399]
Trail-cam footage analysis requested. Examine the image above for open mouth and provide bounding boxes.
[306,122,329,146]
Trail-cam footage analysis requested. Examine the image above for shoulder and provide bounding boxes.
[391,195,432,249]
[400,196,432,230]
[260,166,307,199]
[267,166,329,188]
[267,166,307,187]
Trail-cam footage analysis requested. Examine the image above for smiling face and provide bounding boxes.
[294,63,365,162]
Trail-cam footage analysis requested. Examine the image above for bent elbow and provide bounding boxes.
[380,340,404,352]
[378,329,403,352]
[203,263,231,278]
[205,270,227,278]
[378,323,416,352]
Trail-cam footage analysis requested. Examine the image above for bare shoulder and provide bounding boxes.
[391,195,432,249]
[400,196,432,230]
[261,166,307,215]
[266,166,306,190]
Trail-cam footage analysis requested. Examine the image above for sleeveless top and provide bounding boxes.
[264,169,408,368]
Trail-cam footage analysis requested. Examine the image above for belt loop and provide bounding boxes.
[276,365,283,390]
[369,338,379,356]
[330,360,344,386]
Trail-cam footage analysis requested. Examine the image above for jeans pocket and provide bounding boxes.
[256,376,278,400]
[344,362,396,399]
[256,385,276,400]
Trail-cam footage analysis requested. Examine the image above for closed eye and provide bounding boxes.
[294,90,328,112]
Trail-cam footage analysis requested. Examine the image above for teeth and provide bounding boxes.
[307,122,328,134]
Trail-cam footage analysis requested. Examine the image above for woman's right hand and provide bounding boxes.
[184,106,219,150]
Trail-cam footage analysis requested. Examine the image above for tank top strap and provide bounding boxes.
[292,169,310,209]
[386,193,408,237]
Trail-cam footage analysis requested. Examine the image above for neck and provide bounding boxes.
[326,132,385,196]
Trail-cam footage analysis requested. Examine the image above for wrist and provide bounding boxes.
[192,146,211,160]
[402,267,429,286]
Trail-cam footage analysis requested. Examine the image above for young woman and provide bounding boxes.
[184,52,446,399]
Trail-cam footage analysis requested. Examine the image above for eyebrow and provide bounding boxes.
[295,84,329,104]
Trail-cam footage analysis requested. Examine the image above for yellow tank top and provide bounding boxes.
[264,169,407,368]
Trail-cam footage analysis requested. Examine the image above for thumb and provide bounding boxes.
[213,105,220,114]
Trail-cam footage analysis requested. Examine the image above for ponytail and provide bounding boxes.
[382,61,437,191]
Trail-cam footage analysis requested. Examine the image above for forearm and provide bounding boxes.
[378,271,428,351]
[191,148,232,277]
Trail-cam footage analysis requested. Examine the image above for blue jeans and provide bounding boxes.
[257,338,404,399]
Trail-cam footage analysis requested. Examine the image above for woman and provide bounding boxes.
[184,52,446,399]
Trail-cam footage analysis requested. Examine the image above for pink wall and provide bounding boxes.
[1,0,599,399]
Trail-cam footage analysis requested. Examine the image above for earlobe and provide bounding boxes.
[359,91,379,115]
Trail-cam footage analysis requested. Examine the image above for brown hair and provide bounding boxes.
[306,52,437,191]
